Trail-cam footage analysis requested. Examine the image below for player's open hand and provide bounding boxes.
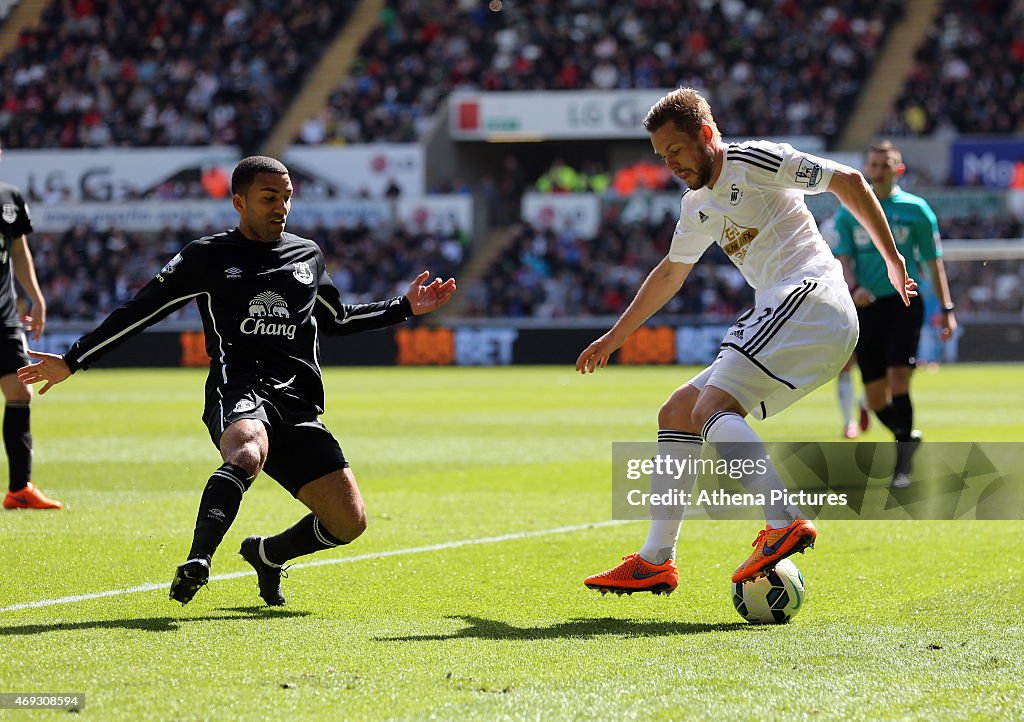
[17,350,70,395]
[405,270,457,315]
[576,332,625,374]
[886,254,917,306]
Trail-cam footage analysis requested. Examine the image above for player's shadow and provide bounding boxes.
[0,606,309,636]
[378,615,748,642]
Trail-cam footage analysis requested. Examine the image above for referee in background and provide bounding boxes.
[833,140,956,488]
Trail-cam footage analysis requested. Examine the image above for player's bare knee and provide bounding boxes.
[3,387,31,403]
[220,423,268,477]
[0,375,32,403]
[346,508,368,540]
[226,445,263,478]
[221,438,265,477]
[325,503,367,542]
[658,385,699,432]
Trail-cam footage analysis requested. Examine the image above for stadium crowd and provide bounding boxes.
[31,222,467,322]
[883,0,1023,136]
[0,0,352,151]
[24,205,1023,323]
[297,0,905,145]
[462,217,754,319]
[461,212,1024,319]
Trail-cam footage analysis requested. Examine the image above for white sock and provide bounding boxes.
[638,429,703,564]
[837,371,854,426]
[701,411,800,528]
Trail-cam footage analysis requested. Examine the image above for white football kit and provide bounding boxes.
[669,141,859,419]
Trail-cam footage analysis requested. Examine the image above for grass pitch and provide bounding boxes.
[1,364,1022,720]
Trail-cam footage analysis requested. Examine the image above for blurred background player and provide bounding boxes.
[837,355,870,439]
[833,140,956,487]
[0,138,60,510]
[820,214,870,440]
[576,89,914,595]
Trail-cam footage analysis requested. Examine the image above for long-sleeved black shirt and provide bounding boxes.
[64,228,411,415]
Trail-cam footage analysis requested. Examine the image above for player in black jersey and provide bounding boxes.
[19,156,456,605]
[0,138,62,511]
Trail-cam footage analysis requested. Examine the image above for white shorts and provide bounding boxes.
[688,278,858,420]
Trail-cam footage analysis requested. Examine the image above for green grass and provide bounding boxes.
[1,365,1022,720]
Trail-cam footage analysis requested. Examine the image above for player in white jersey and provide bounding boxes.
[577,88,916,593]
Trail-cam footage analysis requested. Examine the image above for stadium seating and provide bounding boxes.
[461,213,1023,319]
[463,219,753,319]
[33,223,468,322]
[0,0,353,150]
[297,0,906,145]
[882,0,1023,136]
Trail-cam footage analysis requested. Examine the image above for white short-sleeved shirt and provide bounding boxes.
[669,141,844,293]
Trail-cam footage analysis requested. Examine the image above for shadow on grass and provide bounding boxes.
[0,606,310,636]
[378,615,749,642]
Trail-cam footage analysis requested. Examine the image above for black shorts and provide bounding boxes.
[204,387,348,497]
[0,326,29,377]
[855,294,925,383]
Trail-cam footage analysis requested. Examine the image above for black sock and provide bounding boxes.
[263,513,347,566]
[874,403,898,434]
[186,463,253,564]
[890,393,913,441]
[4,402,31,493]
[890,394,919,476]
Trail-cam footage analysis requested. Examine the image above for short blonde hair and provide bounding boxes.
[643,87,719,138]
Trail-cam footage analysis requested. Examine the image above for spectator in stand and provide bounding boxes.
[33,222,469,323]
[297,0,904,146]
[468,219,753,319]
[582,162,612,196]
[463,208,1024,321]
[612,160,676,196]
[0,1,353,151]
[882,0,1022,136]
[535,159,585,193]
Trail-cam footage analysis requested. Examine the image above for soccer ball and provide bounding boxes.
[732,558,806,624]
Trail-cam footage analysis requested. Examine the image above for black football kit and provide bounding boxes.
[64,227,412,493]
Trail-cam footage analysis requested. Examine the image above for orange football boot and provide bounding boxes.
[732,519,816,583]
[3,483,63,510]
[584,553,678,595]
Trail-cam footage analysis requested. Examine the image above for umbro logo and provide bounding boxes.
[698,211,710,223]
[207,508,226,521]
[225,267,243,278]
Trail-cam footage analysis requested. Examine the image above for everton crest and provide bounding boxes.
[292,261,314,285]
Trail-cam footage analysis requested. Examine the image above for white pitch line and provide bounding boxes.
[0,519,631,613]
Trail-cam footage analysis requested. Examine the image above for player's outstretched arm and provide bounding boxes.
[828,165,917,305]
[18,351,70,395]
[576,257,692,374]
[405,270,457,316]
